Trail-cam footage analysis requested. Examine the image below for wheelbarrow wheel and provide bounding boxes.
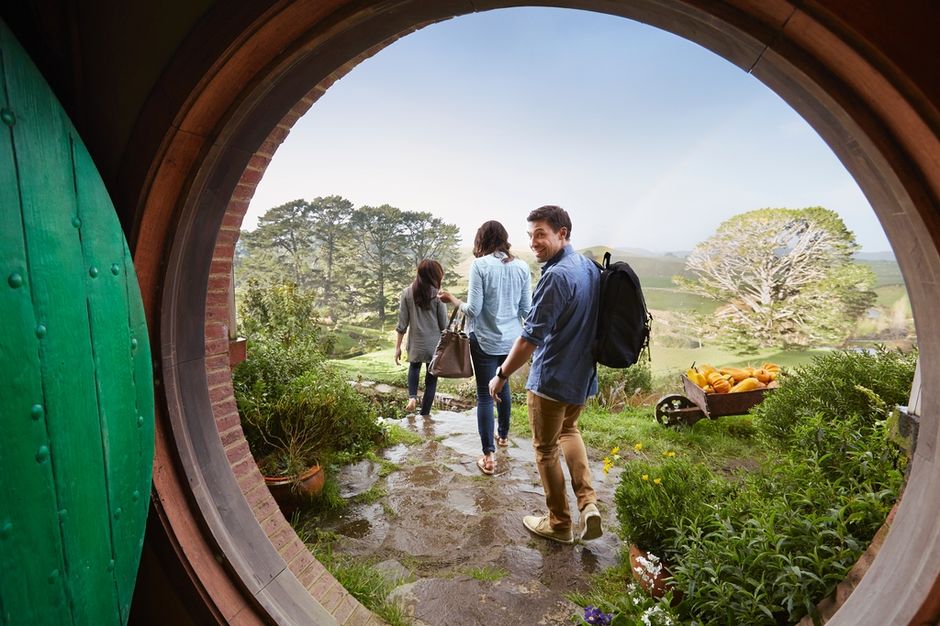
[655,394,697,427]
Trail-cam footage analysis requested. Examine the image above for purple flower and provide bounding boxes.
[584,605,613,626]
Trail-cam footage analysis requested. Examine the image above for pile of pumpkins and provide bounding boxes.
[685,363,781,394]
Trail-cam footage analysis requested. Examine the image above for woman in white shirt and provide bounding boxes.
[440,221,531,475]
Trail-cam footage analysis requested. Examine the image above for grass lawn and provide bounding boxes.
[873,284,910,308]
[508,403,768,473]
[644,288,718,314]
[324,322,396,358]
[648,343,825,379]
[327,348,474,397]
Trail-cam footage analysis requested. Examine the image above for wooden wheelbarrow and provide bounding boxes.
[654,374,771,427]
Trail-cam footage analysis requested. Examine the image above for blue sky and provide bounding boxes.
[245,7,891,253]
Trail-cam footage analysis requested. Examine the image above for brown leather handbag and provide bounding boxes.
[429,308,474,378]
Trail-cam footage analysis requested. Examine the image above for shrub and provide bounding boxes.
[234,281,381,472]
[233,339,322,454]
[233,282,331,443]
[591,362,653,411]
[614,456,719,557]
[668,458,899,625]
[752,347,917,446]
[271,369,383,461]
[656,349,910,624]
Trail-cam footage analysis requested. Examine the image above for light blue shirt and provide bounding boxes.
[522,244,600,405]
[459,252,532,355]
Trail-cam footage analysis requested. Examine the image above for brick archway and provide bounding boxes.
[132,2,940,624]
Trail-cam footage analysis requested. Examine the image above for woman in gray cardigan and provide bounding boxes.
[395,259,449,417]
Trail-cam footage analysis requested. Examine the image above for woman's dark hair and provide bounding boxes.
[412,259,444,309]
[473,220,514,263]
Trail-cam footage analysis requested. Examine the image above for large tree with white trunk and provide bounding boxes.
[675,207,876,351]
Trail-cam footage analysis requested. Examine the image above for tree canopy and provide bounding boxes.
[236,196,462,324]
[675,207,876,351]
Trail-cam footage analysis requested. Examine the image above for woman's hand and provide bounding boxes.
[438,290,461,308]
[394,346,402,366]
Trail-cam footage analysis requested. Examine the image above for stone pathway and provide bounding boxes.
[319,409,624,625]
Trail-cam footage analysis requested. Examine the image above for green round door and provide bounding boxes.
[0,20,154,626]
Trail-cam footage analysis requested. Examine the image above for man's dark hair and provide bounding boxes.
[527,205,572,239]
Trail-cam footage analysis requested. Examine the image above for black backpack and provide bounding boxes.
[592,252,652,368]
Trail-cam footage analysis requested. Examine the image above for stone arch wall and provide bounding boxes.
[125,2,939,624]
[200,26,432,623]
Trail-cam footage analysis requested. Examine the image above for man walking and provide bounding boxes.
[488,205,602,544]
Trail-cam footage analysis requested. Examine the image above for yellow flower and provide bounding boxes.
[634,443,643,452]
[641,474,649,481]
[603,458,613,474]
[663,450,676,458]
[653,477,662,485]
[611,446,620,455]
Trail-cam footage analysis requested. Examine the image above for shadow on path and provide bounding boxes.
[320,409,624,625]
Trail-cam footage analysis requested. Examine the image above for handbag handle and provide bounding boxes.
[446,306,466,332]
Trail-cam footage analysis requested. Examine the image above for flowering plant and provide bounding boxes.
[576,592,677,626]
[582,606,613,625]
[613,454,717,557]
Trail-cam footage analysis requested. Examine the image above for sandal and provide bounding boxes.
[495,436,509,447]
[476,456,495,475]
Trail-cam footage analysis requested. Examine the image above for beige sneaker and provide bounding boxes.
[523,515,573,544]
[579,503,603,541]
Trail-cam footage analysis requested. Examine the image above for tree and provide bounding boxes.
[674,207,876,351]
[400,211,461,271]
[349,205,411,325]
[308,195,355,318]
[240,199,318,289]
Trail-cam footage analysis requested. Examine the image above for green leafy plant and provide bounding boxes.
[613,455,718,557]
[752,346,916,446]
[667,457,898,625]
[234,281,383,476]
[646,347,913,624]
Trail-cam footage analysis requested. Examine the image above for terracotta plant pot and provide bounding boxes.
[264,464,325,516]
[628,544,681,603]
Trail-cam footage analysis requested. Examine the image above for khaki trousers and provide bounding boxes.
[527,391,597,530]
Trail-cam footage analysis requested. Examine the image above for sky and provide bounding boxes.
[244,7,892,253]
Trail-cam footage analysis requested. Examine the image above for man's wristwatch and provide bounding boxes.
[496,367,508,380]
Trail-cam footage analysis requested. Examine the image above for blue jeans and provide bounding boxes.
[407,362,438,416]
[469,333,511,454]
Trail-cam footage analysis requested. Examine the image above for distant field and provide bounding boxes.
[644,288,718,314]
[648,343,825,381]
[860,259,904,288]
[330,248,911,389]
[874,284,910,308]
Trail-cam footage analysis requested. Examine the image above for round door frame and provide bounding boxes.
[127,2,940,624]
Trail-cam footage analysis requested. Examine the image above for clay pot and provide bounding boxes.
[628,544,681,602]
[264,464,325,516]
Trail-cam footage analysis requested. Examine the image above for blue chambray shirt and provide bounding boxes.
[521,244,600,405]
[459,252,532,355]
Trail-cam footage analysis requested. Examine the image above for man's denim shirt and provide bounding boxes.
[521,244,600,405]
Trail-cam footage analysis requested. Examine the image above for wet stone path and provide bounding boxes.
[320,409,624,625]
